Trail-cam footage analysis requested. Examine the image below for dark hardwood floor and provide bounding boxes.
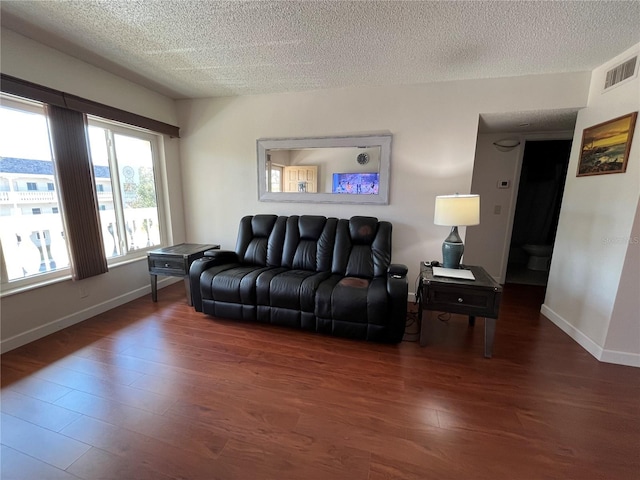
[2,282,639,479]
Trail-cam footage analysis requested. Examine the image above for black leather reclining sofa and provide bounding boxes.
[189,214,408,343]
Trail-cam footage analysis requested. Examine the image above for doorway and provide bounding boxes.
[505,139,572,286]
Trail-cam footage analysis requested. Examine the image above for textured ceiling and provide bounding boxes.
[478,108,581,134]
[2,0,639,103]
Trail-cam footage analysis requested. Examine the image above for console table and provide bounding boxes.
[418,263,502,358]
[148,243,219,305]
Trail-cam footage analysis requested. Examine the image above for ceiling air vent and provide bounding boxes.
[604,56,638,91]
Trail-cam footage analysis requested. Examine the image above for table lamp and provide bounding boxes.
[434,194,480,269]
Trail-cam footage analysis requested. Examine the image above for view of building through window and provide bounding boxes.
[0,96,163,285]
[0,100,70,281]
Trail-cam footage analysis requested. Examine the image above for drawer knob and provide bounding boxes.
[164,263,170,268]
[458,297,464,303]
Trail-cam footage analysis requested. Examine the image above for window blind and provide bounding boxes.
[46,105,109,280]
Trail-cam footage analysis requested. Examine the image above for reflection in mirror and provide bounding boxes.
[257,134,391,204]
[268,147,380,193]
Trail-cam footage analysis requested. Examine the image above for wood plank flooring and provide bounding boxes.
[2,283,639,479]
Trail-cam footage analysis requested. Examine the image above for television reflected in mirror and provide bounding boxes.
[332,172,379,194]
[257,133,391,204]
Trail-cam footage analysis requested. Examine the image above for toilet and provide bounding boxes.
[522,244,553,271]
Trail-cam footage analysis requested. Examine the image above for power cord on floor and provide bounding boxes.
[403,270,450,342]
[406,311,418,329]
[403,310,420,342]
[403,271,423,342]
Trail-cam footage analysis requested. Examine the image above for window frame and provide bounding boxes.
[0,95,71,292]
[86,116,168,265]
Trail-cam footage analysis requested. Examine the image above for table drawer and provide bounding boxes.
[148,256,186,275]
[426,285,500,318]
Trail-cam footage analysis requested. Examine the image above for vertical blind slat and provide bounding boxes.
[46,105,108,280]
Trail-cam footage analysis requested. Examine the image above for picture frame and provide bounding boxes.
[577,112,637,177]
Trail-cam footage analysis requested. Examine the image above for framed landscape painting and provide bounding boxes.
[577,112,637,177]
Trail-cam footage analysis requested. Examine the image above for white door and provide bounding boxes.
[283,166,318,192]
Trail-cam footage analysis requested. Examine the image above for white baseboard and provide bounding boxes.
[599,349,640,368]
[0,277,180,354]
[541,303,640,368]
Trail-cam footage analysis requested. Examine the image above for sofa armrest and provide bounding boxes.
[386,266,409,343]
[387,263,408,279]
[189,251,239,311]
[203,249,239,261]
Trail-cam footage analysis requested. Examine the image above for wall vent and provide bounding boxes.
[603,56,638,91]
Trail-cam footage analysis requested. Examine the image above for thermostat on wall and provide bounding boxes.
[497,180,510,189]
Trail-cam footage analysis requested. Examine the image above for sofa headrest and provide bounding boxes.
[298,215,326,240]
[349,216,379,245]
[251,214,278,237]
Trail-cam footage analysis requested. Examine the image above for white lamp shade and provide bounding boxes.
[434,194,480,226]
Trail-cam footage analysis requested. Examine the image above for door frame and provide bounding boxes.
[499,132,574,283]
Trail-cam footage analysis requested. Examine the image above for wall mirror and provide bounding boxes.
[257,133,391,204]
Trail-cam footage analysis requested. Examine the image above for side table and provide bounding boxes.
[148,243,219,305]
[418,263,502,358]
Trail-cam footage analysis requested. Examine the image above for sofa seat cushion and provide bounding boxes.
[200,263,239,300]
[316,275,389,325]
[267,270,332,311]
[205,265,274,304]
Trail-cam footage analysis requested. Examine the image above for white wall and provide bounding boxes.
[177,72,591,301]
[604,199,640,363]
[0,30,186,352]
[542,44,640,367]
[465,135,523,281]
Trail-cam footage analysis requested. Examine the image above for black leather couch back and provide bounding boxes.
[281,216,337,272]
[333,216,392,278]
[235,215,286,267]
[235,214,390,279]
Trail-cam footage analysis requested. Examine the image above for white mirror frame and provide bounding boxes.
[257,133,392,204]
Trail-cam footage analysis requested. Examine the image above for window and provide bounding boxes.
[0,97,70,282]
[1,93,167,290]
[270,165,283,192]
[87,120,162,259]
[266,156,283,193]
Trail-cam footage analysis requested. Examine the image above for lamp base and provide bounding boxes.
[442,226,464,269]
